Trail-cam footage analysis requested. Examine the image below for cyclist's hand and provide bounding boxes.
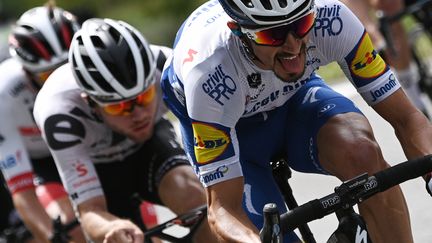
[103,219,143,243]
[426,172,432,197]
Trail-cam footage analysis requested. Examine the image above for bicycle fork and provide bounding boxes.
[328,207,372,243]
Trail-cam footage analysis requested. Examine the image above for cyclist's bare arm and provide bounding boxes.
[207,177,261,243]
[373,89,432,158]
[13,189,53,243]
[78,196,143,243]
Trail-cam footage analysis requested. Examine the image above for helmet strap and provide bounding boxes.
[227,21,266,65]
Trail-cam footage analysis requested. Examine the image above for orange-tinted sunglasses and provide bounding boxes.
[33,69,54,83]
[101,84,156,116]
[240,11,316,46]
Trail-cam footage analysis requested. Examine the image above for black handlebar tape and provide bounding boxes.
[280,199,325,233]
[374,155,432,192]
[279,155,432,234]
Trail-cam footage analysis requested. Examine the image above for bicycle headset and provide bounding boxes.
[9,6,80,73]
[218,0,315,27]
[69,18,156,104]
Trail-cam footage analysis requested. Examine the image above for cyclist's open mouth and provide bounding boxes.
[277,53,304,75]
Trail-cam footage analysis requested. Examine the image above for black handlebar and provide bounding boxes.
[144,204,207,243]
[262,155,432,240]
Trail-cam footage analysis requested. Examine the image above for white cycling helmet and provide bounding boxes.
[69,18,156,104]
[218,0,315,26]
[9,6,79,73]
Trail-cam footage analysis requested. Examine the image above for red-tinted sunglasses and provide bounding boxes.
[241,12,316,46]
[101,84,156,116]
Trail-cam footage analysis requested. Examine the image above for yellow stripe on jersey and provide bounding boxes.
[193,122,230,164]
[350,32,386,79]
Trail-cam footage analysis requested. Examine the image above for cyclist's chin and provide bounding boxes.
[127,126,154,143]
[275,68,306,83]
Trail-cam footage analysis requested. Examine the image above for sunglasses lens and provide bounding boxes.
[251,12,315,46]
[34,70,53,82]
[254,28,286,46]
[136,84,156,106]
[102,84,156,116]
[292,12,315,37]
[103,102,132,115]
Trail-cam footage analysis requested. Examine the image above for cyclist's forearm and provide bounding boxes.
[13,191,53,243]
[208,207,260,243]
[393,111,432,159]
[79,209,118,242]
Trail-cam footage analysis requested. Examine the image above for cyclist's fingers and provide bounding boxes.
[103,228,143,243]
[127,228,144,243]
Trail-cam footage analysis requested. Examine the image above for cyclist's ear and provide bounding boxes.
[227,21,243,37]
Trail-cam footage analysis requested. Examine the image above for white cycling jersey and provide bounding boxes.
[34,45,172,205]
[165,0,400,186]
[0,58,51,194]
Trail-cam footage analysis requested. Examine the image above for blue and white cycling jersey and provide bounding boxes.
[162,0,400,188]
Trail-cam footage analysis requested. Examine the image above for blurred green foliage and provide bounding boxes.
[0,0,206,46]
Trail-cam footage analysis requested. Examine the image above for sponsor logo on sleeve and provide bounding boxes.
[349,32,386,79]
[73,161,89,177]
[370,74,398,102]
[0,150,22,170]
[193,122,230,164]
[0,155,17,170]
[202,64,236,105]
[201,165,229,184]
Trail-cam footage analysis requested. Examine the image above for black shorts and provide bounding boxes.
[32,155,62,186]
[0,173,14,231]
[95,118,189,221]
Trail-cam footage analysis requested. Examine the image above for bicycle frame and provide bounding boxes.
[271,159,371,243]
[262,155,432,243]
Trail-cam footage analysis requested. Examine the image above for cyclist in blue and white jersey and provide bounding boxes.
[33,18,216,243]
[0,5,86,242]
[161,0,432,242]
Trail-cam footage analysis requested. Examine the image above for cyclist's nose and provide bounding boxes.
[281,32,303,52]
[130,104,149,121]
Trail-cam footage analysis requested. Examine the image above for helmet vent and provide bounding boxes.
[279,0,288,8]
[48,6,55,21]
[90,36,105,49]
[240,0,254,8]
[252,0,311,23]
[259,0,272,10]
[108,27,121,44]
[131,32,151,77]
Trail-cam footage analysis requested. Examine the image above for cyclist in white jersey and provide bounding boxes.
[0,5,86,242]
[161,0,432,242]
[33,18,216,243]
